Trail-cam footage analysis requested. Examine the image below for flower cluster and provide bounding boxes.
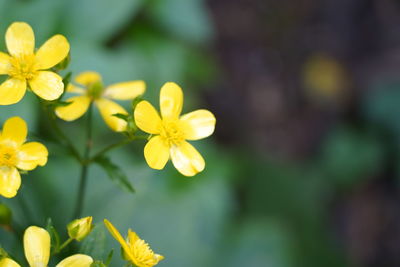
[0,20,216,266]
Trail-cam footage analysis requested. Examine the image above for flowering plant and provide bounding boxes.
[0,22,215,267]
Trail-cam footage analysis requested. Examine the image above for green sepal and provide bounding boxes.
[46,218,61,254]
[112,113,129,121]
[54,53,71,71]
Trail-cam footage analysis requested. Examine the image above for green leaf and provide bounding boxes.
[94,156,135,193]
[64,0,144,42]
[105,249,114,266]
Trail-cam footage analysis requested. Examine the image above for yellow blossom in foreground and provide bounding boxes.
[104,219,164,267]
[134,82,216,176]
[0,22,70,105]
[0,117,48,198]
[0,226,93,267]
[55,71,145,132]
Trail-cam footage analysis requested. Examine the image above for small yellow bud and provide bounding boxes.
[67,216,93,241]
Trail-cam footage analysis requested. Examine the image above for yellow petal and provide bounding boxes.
[155,254,165,262]
[0,78,26,105]
[29,71,63,100]
[55,254,93,267]
[16,142,48,171]
[160,82,183,119]
[55,96,91,121]
[24,226,50,267]
[0,167,21,198]
[75,71,101,87]
[35,34,70,70]
[180,109,216,140]
[127,229,140,246]
[103,219,135,261]
[67,84,85,94]
[1,117,27,146]
[144,136,170,170]
[134,101,161,134]
[95,98,128,132]
[0,258,21,267]
[6,22,35,57]
[103,80,145,100]
[0,52,11,75]
[170,141,205,176]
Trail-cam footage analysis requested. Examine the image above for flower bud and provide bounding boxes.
[67,216,93,241]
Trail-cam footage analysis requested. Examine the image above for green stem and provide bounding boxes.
[58,237,73,252]
[72,104,93,219]
[87,135,148,163]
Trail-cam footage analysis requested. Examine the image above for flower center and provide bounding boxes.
[0,144,17,167]
[159,119,184,146]
[9,54,37,80]
[86,81,104,100]
[131,240,159,266]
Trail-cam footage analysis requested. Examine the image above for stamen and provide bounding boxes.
[86,81,104,99]
[0,144,17,167]
[8,54,37,80]
[159,120,184,146]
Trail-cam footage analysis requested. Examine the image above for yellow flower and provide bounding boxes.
[67,216,93,241]
[134,82,216,176]
[55,71,145,132]
[0,117,48,198]
[0,22,70,105]
[0,226,93,267]
[104,219,163,267]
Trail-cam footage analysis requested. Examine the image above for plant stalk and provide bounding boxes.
[72,104,93,219]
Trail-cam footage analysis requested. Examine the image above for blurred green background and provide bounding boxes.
[1,0,400,266]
